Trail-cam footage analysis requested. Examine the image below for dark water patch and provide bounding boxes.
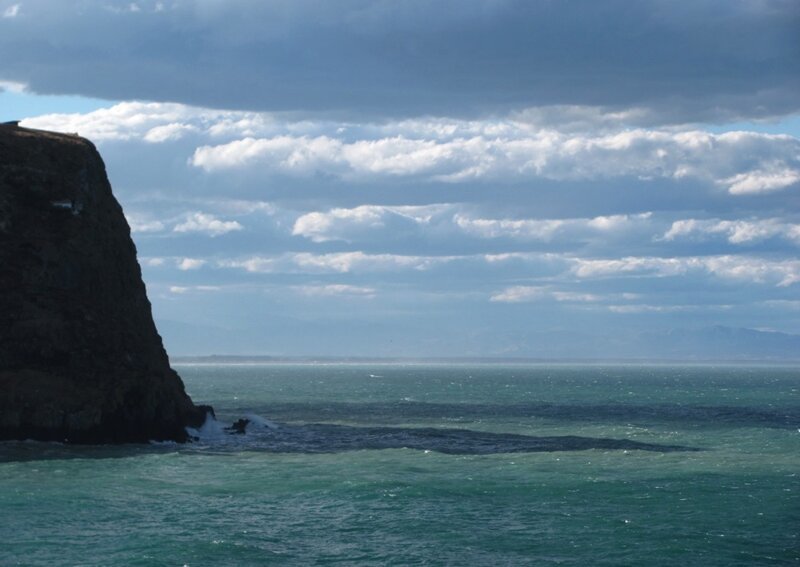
[0,423,700,462]
[196,423,700,455]
[247,401,800,429]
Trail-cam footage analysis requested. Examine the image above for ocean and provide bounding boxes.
[1,363,798,565]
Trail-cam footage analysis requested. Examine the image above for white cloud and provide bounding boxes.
[21,102,227,141]
[105,2,167,14]
[722,165,800,195]
[125,214,166,233]
[701,256,800,287]
[189,127,800,194]
[219,251,461,274]
[293,206,386,242]
[291,251,454,273]
[455,216,565,240]
[173,212,243,236]
[551,291,603,302]
[491,286,618,303]
[23,102,799,196]
[294,284,376,298]
[662,218,800,245]
[292,204,448,242]
[191,135,346,172]
[143,122,196,143]
[169,285,220,294]
[572,256,695,278]
[587,213,653,230]
[490,286,549,303]
[0,80,25,93]
[761,300,800,310]
[483,252,544,263]
[2,4,20,18]
[142,257,166,267]
[217,256,277,273]
[606,304,731,314]
[571,255,800,286]
[291,205,654,244]
[454,212,652,240]
[177,257,206,270]
[204,199,276,215]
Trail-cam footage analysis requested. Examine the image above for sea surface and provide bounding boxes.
[1,363,798,565]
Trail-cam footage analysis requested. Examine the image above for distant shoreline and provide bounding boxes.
[170,355,800,366]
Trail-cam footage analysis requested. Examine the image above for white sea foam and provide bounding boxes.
[244,413,279,430]
[185,412,226,440]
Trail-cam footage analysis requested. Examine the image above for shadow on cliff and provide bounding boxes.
[0,421,701,463]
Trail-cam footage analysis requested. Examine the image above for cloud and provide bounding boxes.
[21,102,224,141]
[4,100,716,144]
[294,284,376,298]
[2,4,20,18]
[203,199,275,216]
[6,3,799,358]
[125,213,166,233]
[606,304,731,314]
[216,256,278,274]
[456,217,566,241]
[761,299,800,310]
[191,135,345,173]
[142,257,166,267]
[218,251,462,274]
[190,129,800,194]
[176,257,206,270]
[721,165,800,195]
[291,252,456,274]
[173,212,243,236]
[490,286,550,303]
[571,255,800,286]
[552,291,605,303]
[662,218,800,245]
[143,122,196,143]
[455,212,652,240]
[22,101,800,195]
[103,3,150,15]
[209,247,800,289]
[490,286,628,304]
[169,285,220,294]
[292,204,448,243]
[2,1,798,120]
[0,79,25,92]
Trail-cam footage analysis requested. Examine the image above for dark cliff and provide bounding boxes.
[0,125,210,443]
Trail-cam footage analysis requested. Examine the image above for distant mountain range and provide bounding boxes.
[161,316,800,363]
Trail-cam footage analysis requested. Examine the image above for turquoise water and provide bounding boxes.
[1,364,798,565]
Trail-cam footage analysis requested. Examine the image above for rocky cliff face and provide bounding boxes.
[0,125,211,443]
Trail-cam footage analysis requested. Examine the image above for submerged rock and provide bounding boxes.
[0,125,211,443]
[226,418,251,435]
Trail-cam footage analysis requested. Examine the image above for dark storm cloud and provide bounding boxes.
[1,0,798,120]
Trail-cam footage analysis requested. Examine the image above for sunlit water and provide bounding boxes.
[2,364,798,565]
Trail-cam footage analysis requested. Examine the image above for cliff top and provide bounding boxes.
[0,123,92,148]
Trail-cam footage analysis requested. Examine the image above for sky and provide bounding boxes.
[2,0,799,358]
